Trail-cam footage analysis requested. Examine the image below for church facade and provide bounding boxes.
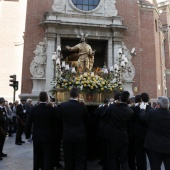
[21,0,170,100]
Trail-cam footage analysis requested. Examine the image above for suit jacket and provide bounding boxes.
[93,105,108,138]
[133,105,153,138]
[0,106,6,129]
[25,103,59,142]
[103,103,134,145]
[139,108,170,154]
[59,100,90,142]
[16,103,26,121]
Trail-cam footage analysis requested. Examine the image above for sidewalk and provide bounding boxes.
[0,135,165,170]
[0,136,102,170]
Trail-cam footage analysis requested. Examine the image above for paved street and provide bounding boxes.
[0,135,165,170]
[0,135,102,170]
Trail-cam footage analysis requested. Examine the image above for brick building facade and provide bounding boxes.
[21,0,170,100]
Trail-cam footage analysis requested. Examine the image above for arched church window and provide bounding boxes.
[72,0,100,11]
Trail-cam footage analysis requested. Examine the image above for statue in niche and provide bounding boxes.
[105,0,118,17]
[52,0,66,13]
[66,37,95,71]
[30,39,47,78]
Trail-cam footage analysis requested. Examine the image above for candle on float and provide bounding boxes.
[121,61,125,67]
[104,69,108,74]
[56,58,60,65]
[118,48,123,54]
[84,72,87,76]
[91,72,94,76]
[114,64,119,70]
[110,66,114,72]
[62,61,66,67]
[65,65,70,70]
[124,57,128,63]
[122,54,126,60]
[52,52,57,60]
[71,67,76,73]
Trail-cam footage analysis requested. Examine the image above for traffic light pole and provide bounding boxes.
[13,88,16,103]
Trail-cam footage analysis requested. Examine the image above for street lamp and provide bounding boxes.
[114,47,129,83]
[52,52,57,80]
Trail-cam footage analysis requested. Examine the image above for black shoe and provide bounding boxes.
[21,141,25,143]
[0,157,3,160]
[1,153,7,157]
[15,142,22,145]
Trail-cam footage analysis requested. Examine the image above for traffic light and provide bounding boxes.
[14,81,19,91]
[9,75,16,88]
[9,75,18,102]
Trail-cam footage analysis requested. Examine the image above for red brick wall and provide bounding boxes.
[116,1,163,98]
[116,0,141,96]
[22,0,54,93]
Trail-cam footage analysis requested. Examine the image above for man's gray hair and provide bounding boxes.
[157,96,169,109]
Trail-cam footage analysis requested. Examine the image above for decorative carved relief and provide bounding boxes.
[105,0,118,17]
[52,0,66,13]
[121,44,135,81]
[30,38,47,78]
[122,61,135,81]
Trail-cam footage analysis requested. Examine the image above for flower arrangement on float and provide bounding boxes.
[51,46,129,100]
[57,71,123,93]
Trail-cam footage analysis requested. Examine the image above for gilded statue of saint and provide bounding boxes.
[66,37,95,71]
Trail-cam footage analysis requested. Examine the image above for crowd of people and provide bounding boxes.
[1,88,170,170]
[0,97,33,158]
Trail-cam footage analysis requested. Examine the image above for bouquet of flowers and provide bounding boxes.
[57,71,123,93]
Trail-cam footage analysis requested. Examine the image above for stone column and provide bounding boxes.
[108,37,113,67]
[45,34,56,93]
[113,30,123,63]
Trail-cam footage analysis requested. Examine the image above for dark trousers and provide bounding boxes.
[106,139,128,170]
[128,136,136,170]
[98,137,106,166]
[134,137,147,170]
[63,141,87,170]
[12,116,17,133]
[147,150,170,170]
[0,134,5,155]
[54,139,61,166]
[15,123,25,143]
[33,140,55,170]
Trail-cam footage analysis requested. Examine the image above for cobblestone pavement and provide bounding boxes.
[0,135,165,170]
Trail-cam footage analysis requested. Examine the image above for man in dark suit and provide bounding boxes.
[94,99,109,166]
[25,91,60,170]
[128,95,141,170]
[104,91,134,170]
[139,96,170,170]
[59,87,90,170]
[134,93,153,170]
[15,97,27,145]
[0,97,7,160]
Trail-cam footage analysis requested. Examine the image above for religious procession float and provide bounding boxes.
[50,35,130,105]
